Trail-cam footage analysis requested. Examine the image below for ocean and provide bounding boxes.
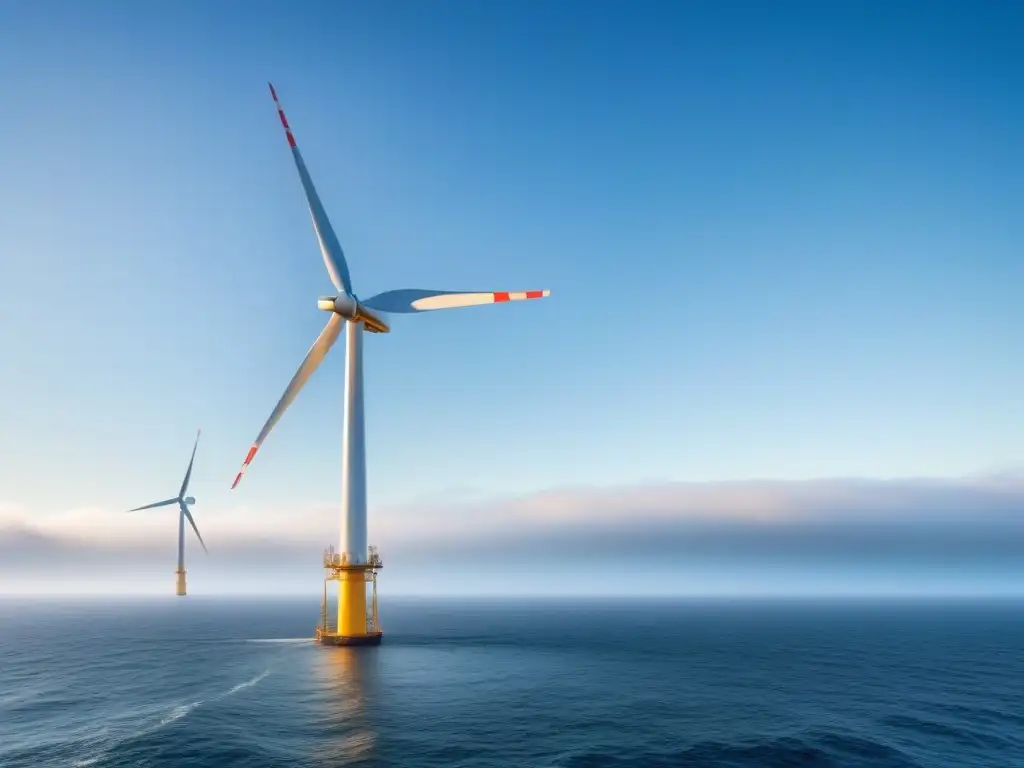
[1,597,1022,767]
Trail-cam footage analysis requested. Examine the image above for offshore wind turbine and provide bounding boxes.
[230,83,550,645]
[127,429,207,596]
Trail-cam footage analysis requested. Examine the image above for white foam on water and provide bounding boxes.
[159,701,201,726]
[72,668,273,766]
[226,669,271,695]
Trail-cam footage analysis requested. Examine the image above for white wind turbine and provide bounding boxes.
[127,429,207,596]
[230,83,550,579]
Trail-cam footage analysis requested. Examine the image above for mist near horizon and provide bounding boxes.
[4,475,1023,597]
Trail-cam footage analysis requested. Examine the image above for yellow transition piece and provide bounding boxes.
[336,570,367,636]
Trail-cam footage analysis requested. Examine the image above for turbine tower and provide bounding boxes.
[127,429,207,596]
[230,83,550,646]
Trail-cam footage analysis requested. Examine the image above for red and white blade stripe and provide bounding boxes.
[231,444,259,490]
[494,290,548,302]
[409,289,550,311]
[268,82,297,149]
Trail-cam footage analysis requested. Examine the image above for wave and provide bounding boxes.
[226,669,271,695]
[71,668,273,767]
[881,713,1015,750]
[243,638,313,644]
[925,700,1024,729]
[559,731,921,767]
[158,701,202,727]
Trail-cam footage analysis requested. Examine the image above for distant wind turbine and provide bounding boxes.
[127,429,207,596]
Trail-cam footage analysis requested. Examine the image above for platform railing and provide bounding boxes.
[322,547,383,569]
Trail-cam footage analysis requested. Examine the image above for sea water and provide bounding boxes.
[1,597,1022,767]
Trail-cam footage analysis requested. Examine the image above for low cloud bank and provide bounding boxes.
[2,476,1023,593]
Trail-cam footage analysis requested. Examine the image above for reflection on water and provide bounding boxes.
[311,647,381,765]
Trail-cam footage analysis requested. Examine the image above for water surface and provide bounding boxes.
[1,597,1021,766]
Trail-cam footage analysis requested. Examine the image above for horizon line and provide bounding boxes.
[2,591,1023,601]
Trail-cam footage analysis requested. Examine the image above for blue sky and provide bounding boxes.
[1,1,1022,594]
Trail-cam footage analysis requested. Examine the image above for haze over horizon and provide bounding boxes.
[1,0,1022,597]
[5,473,1024,597]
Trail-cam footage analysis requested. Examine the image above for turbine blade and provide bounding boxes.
[181,502,208,554]
[362,289,551,314]
[127,498,179,512]
[231,314,345,490]
[268,82,352,295]
[178,429,201,499]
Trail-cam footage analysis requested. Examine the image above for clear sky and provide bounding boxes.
[1,0,1022,595]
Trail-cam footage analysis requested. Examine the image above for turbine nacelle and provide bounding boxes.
[317,294,390,334]
[183,496,196,506]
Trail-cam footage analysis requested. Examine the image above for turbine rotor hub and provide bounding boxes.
[318,293,359,320]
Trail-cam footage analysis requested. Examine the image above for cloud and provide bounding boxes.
[372,474,1024,553]
[2,474,1024,594]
